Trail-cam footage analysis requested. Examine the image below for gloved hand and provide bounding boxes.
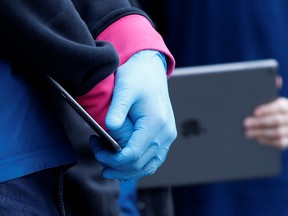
[90,50,177,181]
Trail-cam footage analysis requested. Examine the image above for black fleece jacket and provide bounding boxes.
[0,0,148,96]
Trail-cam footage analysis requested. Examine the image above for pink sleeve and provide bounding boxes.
[76,14,175,130]
[75,74,114,130]
[97,14,175,77]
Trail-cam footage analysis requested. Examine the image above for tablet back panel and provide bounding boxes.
[138,59,281,188]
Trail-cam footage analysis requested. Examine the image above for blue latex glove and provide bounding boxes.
[90,50,177,181]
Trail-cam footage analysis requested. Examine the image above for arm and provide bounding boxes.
[0,0,134,96]
[73,1,177,180]
[75,3,175,128]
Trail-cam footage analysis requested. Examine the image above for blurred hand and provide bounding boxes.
[90,50,177,181]
[244,97,288,150]
[276,75,283,89]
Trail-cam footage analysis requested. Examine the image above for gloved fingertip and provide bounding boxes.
[89,135,102,152]
[89,135,97,145]
[105,113,125,131]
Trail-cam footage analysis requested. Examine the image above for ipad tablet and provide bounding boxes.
[47,76,121,152]
[138,59,281,188]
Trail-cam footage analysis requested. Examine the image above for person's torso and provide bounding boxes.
[0,61,77,182]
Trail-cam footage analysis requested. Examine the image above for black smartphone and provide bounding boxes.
[47,76,122,152]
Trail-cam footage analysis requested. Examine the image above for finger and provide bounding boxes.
[105,85,135,131]
[94,132,152,168]
[244,113,288,128]
[254,98,288,116]
[99,102,176,169]
[118,113,165,159]
[102,113,175,171]
[111,144,160,171]
[89,135,107,152]
[120,111,176,170]
[101,156,163,180]
[245,126,288,140]
[110,140,170,172]
[89,135,112,168]
[108,117,134,147]
[94,116,159,168]
[256,136,288,150]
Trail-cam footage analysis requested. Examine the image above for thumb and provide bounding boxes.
[105,86,133,131]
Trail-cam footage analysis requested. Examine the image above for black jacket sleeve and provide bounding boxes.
[0,0,148,96]
[71,0,149,38]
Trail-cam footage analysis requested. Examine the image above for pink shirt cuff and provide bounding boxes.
[97,14,175,77]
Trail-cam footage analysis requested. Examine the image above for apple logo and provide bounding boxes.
[181,119,206,137]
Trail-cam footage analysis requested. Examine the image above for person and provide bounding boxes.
[63,1,166,215]
[0,0,177,215]
[62,1,153,215]
[138,0,288,215]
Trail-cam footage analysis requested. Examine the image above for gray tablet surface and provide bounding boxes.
[138,59,282,188]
